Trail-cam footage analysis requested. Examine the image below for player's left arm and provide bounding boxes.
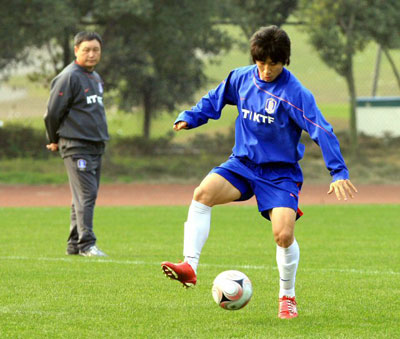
[290,90,358,200]
[327,179,358,201]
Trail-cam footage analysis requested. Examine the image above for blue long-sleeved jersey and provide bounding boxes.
[175,65,349,182]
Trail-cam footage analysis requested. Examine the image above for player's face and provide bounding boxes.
[74,39,101,71]
[255,58,283,82]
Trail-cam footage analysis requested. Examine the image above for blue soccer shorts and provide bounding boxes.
[209,156,303,220]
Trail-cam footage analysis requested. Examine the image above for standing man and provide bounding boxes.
[44,31,109,257]
[161,26,357,318]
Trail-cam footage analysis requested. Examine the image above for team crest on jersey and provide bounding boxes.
[77,159,87,170]
[265,98,277,114]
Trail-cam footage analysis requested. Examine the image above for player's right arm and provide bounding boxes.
[173,121,188,131]
[174,72,238,130]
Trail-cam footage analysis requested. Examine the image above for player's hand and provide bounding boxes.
[327,179,357,201]
[46,143,59,152]
[173,121,188,131]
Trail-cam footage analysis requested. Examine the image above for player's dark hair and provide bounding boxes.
[250,26,290,65]
[74,31,103,47]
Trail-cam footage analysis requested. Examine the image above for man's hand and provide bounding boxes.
[46,143,59,152]
[327,179,357,201]
[173,121,188,131]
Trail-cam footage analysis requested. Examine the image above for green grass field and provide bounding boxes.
[1,205,399,338]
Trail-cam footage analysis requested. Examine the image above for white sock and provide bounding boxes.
[276,239,300,298]
[183,200,212,274]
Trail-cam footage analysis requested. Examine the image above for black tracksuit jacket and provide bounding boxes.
[44,61,109,157]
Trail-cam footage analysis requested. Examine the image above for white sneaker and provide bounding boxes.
[79,245,107,257]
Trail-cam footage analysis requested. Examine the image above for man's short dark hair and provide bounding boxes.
[250,26,291,65]
[74,31,103,47]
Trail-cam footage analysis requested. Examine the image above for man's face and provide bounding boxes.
[74,39,101,71]
[255,58,283,82]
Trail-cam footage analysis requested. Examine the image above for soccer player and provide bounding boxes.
[161,25,357,319]
[44,31,109,257]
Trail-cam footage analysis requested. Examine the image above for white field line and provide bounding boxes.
[0,307,67,316]
[0,255,399,276]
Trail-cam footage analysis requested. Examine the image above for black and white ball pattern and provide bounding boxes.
[212,270,253,310]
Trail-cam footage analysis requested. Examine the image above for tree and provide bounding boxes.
[0,0,94,80]
[297,0,371,158]
[218,0,299,39]
[1,0,232,139]
[94,0,232,139]
[363,0,400,90]
[0,0,34,72]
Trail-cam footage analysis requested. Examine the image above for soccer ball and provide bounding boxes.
[212,270,253,310]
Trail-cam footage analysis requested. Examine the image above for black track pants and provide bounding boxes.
[63,154,102,252]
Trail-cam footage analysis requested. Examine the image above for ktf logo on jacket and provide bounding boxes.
[86,95,103,106]
[265,98,277,114]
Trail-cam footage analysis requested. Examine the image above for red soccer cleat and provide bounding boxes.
[161,261,197,288]
[278,296,298,319]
